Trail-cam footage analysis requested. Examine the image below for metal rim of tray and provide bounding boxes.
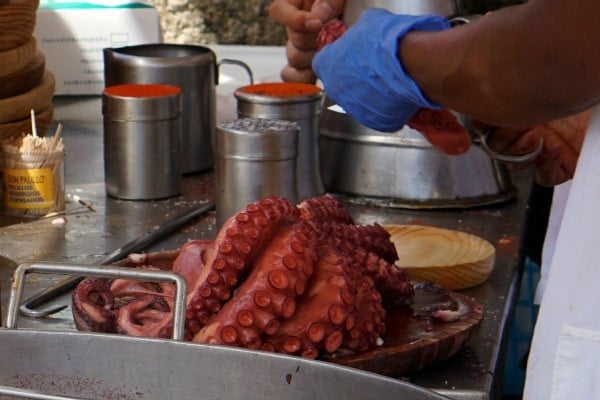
[1,262,452,400]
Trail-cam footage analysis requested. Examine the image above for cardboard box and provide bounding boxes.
[34,1,162,95]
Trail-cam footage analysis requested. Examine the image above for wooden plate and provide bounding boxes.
[330,283,483,377]
[0,69,55,123]
[0,30,33,53]
[0,36,36,77]
[0,0,37,52]
[0,51,45,99]
[384,224,495,290]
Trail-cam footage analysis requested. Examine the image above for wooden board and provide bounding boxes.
[329,283,483,377]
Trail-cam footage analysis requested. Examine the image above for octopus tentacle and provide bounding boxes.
[180,197,300,339]
[110,266,175,301]
[263,250,357,358]
[116,295,173,337]
[353,223,399,264]
[323,222,398,264]
[121,250,179,270]
[316,221,410,307]
[193,220,318,347]
[72,278,116,333]
[298,194,354,225]
[343,274,386,352]
[353,248,414,307]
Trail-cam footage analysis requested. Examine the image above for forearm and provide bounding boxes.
[400,0,600,127]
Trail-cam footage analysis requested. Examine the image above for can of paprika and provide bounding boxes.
[102,83,182,200]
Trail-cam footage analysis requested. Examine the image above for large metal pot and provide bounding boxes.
[321,0,508,208]
[319,105,516,209]
[343,0,464,26]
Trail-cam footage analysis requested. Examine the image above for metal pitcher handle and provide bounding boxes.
[218,58,254,85]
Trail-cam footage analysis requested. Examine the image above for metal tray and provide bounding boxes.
[0,262,451,400]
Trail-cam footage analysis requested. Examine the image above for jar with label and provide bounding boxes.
[1,126,65,217]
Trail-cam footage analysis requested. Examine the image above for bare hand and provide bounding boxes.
[478,110,591,187]
[269,0,345,82]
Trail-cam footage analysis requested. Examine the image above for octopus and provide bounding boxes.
[72,195,415,359]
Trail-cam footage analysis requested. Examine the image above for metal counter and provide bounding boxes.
[0,114,533,400]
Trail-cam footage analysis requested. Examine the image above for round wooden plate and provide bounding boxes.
[0,0,37,52]
[0,51,45,99]
[0,36,37,77]
[384,224,495,290]
[0,69,55,123]
[329,283,483,377]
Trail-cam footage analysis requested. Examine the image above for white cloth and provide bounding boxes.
[524,105,600,399]
[533,180,571,304]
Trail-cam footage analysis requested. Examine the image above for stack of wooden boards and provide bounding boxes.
[0,0,55,140]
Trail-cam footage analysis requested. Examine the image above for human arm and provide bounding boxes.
[400,0,600,127]
[269,0,345,82]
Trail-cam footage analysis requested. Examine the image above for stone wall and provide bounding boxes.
[153,0,525,45]
[153,0,287,45]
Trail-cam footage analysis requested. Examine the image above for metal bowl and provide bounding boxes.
[319,106,516,209]
[343,0,464,26]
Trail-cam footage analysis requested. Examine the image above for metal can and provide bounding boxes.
[234,82,324,200]
[215,117,299,227]
[102,83,182,200]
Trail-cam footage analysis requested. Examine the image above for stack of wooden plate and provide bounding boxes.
[0,0,55,140]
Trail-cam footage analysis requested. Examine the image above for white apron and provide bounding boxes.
[524,105,600,399]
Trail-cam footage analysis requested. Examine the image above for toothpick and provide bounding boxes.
[30,109,38,137]
[72,194,96,212]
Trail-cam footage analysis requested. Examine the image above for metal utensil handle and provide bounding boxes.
[18,202,214,318]
[99,202,215,265]
[0,384,93,400]
[6,263,187,341]
[218,58,254,84]
[481,129,544,163]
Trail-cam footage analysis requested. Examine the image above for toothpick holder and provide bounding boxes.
[2,147,65,217]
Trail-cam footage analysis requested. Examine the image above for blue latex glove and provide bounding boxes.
[312,9,450,132]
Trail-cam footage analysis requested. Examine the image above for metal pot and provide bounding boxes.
[319,105,516,209]
[343,0,465,26]
[322,0,509,209]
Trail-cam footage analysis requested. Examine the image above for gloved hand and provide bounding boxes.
[312,8,450,132]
